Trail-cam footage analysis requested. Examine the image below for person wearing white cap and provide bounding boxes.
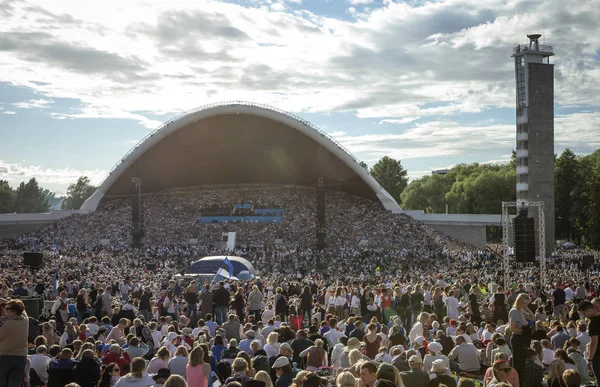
[448,334,480,373]
[272,356,297,387]
[423,341,451,377]
[399,355,429,387]
[429,359,457,387]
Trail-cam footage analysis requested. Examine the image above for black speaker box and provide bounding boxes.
[513,215,536,263]
[582,255,594,270]
[23,252,43,267]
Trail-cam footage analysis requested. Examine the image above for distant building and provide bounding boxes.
[431,169,450,175]
[511,34,555,253]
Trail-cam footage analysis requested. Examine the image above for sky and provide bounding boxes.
[1,0,599,196]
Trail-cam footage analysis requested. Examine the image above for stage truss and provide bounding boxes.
[502,201,546,288]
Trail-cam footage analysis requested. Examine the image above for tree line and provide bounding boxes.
[364,149,600,249]
[0,176,96,213]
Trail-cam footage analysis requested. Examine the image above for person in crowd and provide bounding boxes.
[148,347,171,374]
[423,341,450,377]
[359,361,378,387]
[225,358,254,387]
[0,299,29,387]
[548,359,568,387]
[399,355,429,387]
[336,371,356,387]
[561,369,581,387]
[168,346,189,380]
[448,334,480,374]
[271,357,297,387]
[429,359,456,387]
[115,357,154,387]
[578,300,600,381]
[163,374,188,387]
[102,344,131,376]
[509,293,534,381]
[72,349,101,387]
[98,363,121,387]
[187,346,211,387]
[154,369,172,387]
[48,348,76,387]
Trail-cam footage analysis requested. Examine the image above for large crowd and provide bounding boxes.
[0,183,598,387]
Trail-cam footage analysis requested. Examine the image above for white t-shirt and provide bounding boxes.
[445,297,460,319]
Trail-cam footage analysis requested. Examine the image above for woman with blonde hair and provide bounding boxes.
[147,347,170,374]
[186,346,211,387]
[336,371,357,387]
[248,285,264,321]
[547,359,567,387]
[254,370,274,387]
[291,370,310,387]
[509,293,534,382]
[348,349,363,367]
[163,374,188,387]
[264,332,280,358]
[168,346,189,379]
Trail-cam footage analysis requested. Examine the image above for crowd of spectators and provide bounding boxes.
[0,183,598,387]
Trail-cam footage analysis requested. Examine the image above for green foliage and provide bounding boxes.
[61,176,96,210]
[369,156,408,202]
[554,149,579,239]
[0,180,15,214]
[402,163,516,214]
[358,161,369,171]
[13,178,51,213]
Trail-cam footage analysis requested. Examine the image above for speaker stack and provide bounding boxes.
[513,210,536,263]
[23,252,43,269]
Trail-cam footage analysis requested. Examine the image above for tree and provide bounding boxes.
[369,156,408,202]
[0,180,15,213]
[584,162,600,248]
[554,149,579,240]
[358,161,369,172]
[13,178,51,213]
[61,176,96,210]
[401,174,453,213]
[399,178,430,211]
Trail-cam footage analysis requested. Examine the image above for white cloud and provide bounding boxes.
[0,0,597,133]
[349,0,373,4]
[0,160,107,186]
[13,98,54,109]
[380,117,420,124]
[2,110,16,115]
[327,131,347,137]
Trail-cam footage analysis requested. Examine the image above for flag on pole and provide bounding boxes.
[216,257,234,279]
[52,268,59,295]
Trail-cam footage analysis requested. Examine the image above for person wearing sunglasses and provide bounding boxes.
[0,299,29,387]
[98,363,121,387]
[487,359,515,387]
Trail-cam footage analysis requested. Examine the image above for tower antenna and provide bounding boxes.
[543,17,545,45]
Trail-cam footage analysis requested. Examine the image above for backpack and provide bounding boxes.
[252,355,269,373]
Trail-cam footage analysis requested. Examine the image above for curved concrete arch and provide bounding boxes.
[81,102,401,212]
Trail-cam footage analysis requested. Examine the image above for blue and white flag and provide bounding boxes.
[52,269,59,295]
[216,257,234,279]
